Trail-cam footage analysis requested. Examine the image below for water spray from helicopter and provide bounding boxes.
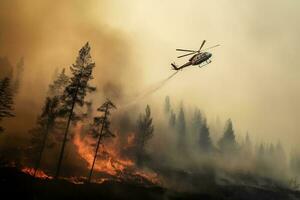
[119,40,220,109]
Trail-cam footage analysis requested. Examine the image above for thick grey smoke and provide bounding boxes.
[0,0,299,192]
[0,0,141,136]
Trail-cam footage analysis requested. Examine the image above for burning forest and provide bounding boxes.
[1,1,300,199]
[0,41,299,200]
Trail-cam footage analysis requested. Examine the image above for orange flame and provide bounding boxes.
[21,167,52,179]
[73,129,134,176]
[73,124,160,184]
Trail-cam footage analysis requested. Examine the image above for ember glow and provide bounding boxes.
[21,167,52,180]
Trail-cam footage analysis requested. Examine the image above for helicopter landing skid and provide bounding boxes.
[198,60,211,68]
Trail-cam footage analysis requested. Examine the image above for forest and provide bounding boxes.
[1,43,300,200]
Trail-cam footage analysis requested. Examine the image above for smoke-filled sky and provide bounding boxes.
[1,0,300,147]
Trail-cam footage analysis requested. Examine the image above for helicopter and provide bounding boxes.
[171,40,220,70]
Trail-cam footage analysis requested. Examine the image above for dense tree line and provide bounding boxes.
[1,43,298,187]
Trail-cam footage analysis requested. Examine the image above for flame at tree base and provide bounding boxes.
[20,124,160,186]
[73,125,160,185]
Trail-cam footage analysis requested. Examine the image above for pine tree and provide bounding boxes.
[48,68,69,97]
[55,42,96,178]
[88,99,116,182]
[218,119,236,153]
[0,77,14,133]
[177,103,186,151]
[199,118,212,152]
[135,105,154,164]
[256,143,267,170]
[12,57,24,93]
[192,108,202,135]
[242,132,252,155]
[164,96,171,114]
[0,57,13,79]
[29,96,60,176]
[169,109,176,127]
[275,142,287,171]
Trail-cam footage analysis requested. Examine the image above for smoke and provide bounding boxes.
[120,71,179,108]
[0,0,300,193]
[140,99,294,191]
[139,71,179,99]
[0,0,140,135]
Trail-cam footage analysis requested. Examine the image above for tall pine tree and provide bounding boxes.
[218,119,237,153]
[177,103,186,152]
[242,132,252,156]
[0,77,14,133]
[12,57,24,93]
[48,68,69,97]
[169,109,176,127]
[29,96,60,176]
[135,105,154,165]
[55,42,96,178]
[192,108,202,135]
[199,118,212,152]
[88,99,116,182]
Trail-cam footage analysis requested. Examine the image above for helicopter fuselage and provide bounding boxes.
[171,51,212,70]
[172,40,218,70]
[190,52,212,65]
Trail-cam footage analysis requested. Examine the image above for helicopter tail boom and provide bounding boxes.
[171,63,179,70]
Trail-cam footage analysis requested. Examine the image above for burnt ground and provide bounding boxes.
[1,167,300,200]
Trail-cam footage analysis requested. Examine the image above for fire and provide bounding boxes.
[133,170,160,185]
[21,167,52,179]
[73,124,160,185]
[73,130,134,176]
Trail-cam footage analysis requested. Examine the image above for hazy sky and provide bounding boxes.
[104,0,300,146]
[1,0,300,147]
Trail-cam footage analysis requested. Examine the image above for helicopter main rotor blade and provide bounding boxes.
[177,52,197,58]
[202,44,220,51]
[176,49,197,52]
[198,40,206,52]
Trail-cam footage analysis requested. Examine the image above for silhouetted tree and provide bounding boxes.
[12,57,24,93]
[210,116,222,141]
[290,151,300,176]
[48,68,69,97]
[218,119,237,153]
[256,143,269,172]
[274,142,287,171]
[88,99,116,182]
[0,77,14,133]
[242,132,252,156]
[29,96,60,176]
[55,42,96,178]
[164,96,171,114]
[199,118,212,152]
[192,108,202,135]
[118,112,133,144]
[135,105,154,165]
[177,103,186,151]
[257,143,265,157]
[169,109,176,127]
[0,57,13,79]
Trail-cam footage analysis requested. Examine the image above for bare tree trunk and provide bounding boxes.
[87,106,108,183]
[33,122,49,177]
[55,83,79,179]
